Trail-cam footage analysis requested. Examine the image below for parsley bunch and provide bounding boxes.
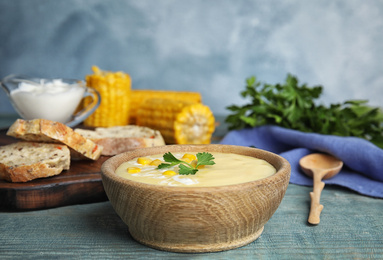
[225,74,383,149]
[157,152,215,175]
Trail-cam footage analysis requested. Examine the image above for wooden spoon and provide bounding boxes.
[299,153,343,225]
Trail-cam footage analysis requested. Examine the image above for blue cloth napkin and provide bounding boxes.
[220,125,383,198]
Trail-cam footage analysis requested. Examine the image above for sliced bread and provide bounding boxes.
[0,142,70,182]
[6,119,102,160]
[74,125,165,156]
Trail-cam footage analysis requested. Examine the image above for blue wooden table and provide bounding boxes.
[0,114,382,259]
[1,184,382,259]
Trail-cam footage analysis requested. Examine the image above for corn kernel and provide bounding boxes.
[127,167,141,174]
[182,153,197,162]
[163,170,177,176]
[191,160,205,169]
[182,157,193,164]
[149,159,162,166]
[137,157,152,165]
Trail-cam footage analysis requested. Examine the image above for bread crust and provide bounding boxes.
[0,142,70,183]
[75,126,165,156]
[1,162,64,182]
[7,119,102,160]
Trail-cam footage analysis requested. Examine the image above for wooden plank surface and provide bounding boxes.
[0,129,108,210]
[0,184,382,259]
[0,114,229,210]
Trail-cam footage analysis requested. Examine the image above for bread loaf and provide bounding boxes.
[74,125,165,156]
[0,142,70,182]
[6,119,102,160]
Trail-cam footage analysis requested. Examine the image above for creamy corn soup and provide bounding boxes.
[115,152,276,187]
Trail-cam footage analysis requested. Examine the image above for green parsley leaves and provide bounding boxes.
[157,152,215,175]
[226,74,383,149]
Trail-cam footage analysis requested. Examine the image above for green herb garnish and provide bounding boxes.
[226,74,383,149]
[157,152,215,175]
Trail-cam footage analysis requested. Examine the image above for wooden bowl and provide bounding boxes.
[101,144,290,253]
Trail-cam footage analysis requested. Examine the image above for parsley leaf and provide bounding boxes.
[157,152,215,175]
[178,164,198,175]
[195,152,216,168]
[157,152,183,169]
[226,74,383,149]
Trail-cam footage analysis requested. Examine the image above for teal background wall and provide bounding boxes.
[1,0,382,116]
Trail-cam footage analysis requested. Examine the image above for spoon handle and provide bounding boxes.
[308,170,327,225]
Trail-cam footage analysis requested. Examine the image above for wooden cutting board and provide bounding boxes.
[0,128,109,211]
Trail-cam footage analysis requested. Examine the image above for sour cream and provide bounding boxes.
[10,79,85,123]
[115,152,276,187]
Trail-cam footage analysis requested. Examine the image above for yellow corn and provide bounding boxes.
[129,90,202,124]
[181,153,197,163]
[163,170,177,176]
[149,159,162,166]
[127,167,141,174]
[136,98,215,144]
[137,157,152,165]
[83,66,131,127]
[182,157,193,164]
[191,160,205,169]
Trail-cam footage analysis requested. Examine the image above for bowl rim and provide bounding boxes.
[101,144,291,192]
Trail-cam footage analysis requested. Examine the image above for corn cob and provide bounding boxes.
[129,90,202,124]
[83,66,131,127]
[136,98,215,144]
